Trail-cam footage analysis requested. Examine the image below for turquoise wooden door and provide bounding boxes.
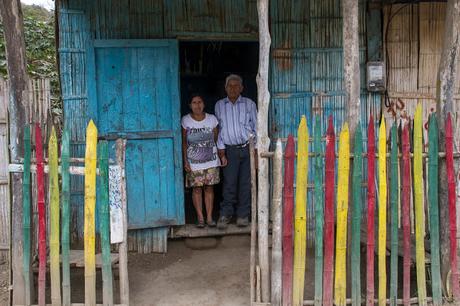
[94,40,184,229]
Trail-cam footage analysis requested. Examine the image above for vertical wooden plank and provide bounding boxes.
[116,138,129,306]
[271,140,283,306]
[256,0,271,301]
[446,113,460,299]
[61,128,71,306]
[414,105,427,305]
[282,135,295,306]
[401,124,411,306]
[366,116,376,306]
[313,116,324,306]
[84,120,98,306]
[378,118,387,306]
[343,0,360,138]
[428,114,442,305]
[35,124,46,306]
[293,116,308,306]
[323,116,336,306]
[49,127,61,306]
[22,125,31,305]
[250,137,258,303]
[334,123,350,306]
[389,124,398,306]
[99,140,114,306]
[351,123,363,306]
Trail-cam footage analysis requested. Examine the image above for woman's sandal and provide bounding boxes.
[206,220,216,227]
[196,220,206,228]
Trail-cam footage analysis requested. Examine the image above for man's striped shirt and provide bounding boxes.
[214,96,257,150]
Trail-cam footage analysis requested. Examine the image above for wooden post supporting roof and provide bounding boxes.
[436,0,460,297]
[256,0,271,303]
[0,0,29,304]
[343,0,360,140]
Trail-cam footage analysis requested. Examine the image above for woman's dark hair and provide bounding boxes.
[189,93,205,104]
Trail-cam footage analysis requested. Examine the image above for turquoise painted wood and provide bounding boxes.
[94,39,184,228]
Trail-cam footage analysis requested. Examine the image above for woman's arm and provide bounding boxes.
[214,126,227,167]
[213,126,219,143]
[181,127,191,172]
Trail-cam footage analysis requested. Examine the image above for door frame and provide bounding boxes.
[87,39,185,228]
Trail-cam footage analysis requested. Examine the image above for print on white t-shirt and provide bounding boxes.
[181,113,220,171]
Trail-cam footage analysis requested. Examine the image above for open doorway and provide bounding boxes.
[179,41,259,224]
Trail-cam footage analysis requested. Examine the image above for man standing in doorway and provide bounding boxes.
[215,74,257,229]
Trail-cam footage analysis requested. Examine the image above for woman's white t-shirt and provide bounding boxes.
[181,113,220,171]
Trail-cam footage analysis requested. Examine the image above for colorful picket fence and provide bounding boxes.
[17,120,129,306]
[269,106,459,306]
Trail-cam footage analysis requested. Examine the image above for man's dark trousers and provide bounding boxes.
[220,144,251,218]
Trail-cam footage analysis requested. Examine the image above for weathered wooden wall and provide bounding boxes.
[268,0,383,246]
[0,78,10,262]
[384,3,460,133]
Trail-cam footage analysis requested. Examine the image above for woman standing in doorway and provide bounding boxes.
[182,94,221,228]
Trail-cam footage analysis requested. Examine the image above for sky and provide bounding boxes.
[21,0,55,10]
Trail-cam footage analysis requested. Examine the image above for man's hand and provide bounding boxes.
[184,160,191,172]
[220,155,228,167]
[218,149,227,167]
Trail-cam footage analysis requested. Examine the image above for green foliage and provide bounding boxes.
[0,4,61,122]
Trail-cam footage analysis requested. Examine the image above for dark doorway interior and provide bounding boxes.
[179,41,259,224]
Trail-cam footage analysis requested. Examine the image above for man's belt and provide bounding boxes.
[225,142,249,149]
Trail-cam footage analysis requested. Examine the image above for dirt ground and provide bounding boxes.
[0,235,252,306]
[128,235,251,306]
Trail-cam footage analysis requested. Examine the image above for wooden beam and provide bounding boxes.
[250,137,258,304]
[342,0,360,140]
[116,139,129,306]
[0,0,29,304]
[436,0,460,298]
[256,0,271,303]
[171,224,251,238]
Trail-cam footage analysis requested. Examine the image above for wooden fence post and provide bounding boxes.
[49,127,61,305]
[22,125,31,306]
[401,123,411,306]
[84,120,98,305]
[334,123,350,306]
[414,105,427,305]
[256,0,271,302]
[313,116,324,306]
[61,128,71,306]
[389,124,398,306]
[282,135,295,306]
[366,116,376,306]
[271,140,283,306]
[116,138,130,306]
[446,114,460,299]
[99,140,114,306]
[351,124,363,306]
[35,124,46,306]
[293,116,308,306]
[378,119,387,306]
[428,114,442,305]
[323,116,335,306]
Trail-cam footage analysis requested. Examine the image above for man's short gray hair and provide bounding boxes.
[225,74,243,88]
